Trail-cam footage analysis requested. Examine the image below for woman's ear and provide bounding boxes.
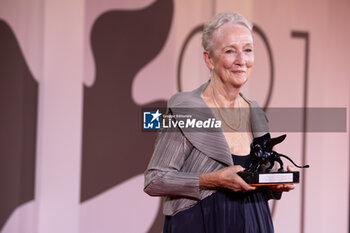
[203,51,214,71]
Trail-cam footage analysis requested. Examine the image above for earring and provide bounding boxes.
[209,70,213,79]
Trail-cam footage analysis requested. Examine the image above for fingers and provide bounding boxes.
[286,184,296,191]
[240,182,256,192]
[235,176,256,191]
[269,184,296,192]
[231,166,256,192]
[280,184,295,192]
[232,165,245,173]
[218,165,256,192]
[230,181,255,192]
[286,165,294,172]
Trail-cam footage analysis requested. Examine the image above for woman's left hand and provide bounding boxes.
[268,165,296,192]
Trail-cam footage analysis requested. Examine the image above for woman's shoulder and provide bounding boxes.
[168,91,191,106]
[167,91,203,108]
[168,82,209,108]
[239,93,265,111]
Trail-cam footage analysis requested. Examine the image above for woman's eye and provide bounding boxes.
[245,48,253,53]
[225,50,234,54]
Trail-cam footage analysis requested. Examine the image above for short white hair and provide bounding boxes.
[202,12,253,52]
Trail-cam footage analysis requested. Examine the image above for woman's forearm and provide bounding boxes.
[199,166,256,192]
[199,171,220,189]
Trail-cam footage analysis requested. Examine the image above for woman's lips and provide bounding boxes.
[232,70,246,73]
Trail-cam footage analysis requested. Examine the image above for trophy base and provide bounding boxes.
[238,171,300,186]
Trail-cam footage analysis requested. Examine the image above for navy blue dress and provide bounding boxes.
[163,154,274,233]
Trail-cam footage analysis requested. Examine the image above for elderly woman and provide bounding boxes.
[144,12,294,233]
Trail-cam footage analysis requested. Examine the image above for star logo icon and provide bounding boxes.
[150,109,161,122]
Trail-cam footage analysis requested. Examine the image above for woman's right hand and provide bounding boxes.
[199,165,256,192]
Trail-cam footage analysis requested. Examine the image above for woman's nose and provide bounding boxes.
[234,51,245,65]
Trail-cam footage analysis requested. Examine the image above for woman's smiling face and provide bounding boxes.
[206,23,254,88]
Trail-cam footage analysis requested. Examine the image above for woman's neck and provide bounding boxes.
[208,77,241,108]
